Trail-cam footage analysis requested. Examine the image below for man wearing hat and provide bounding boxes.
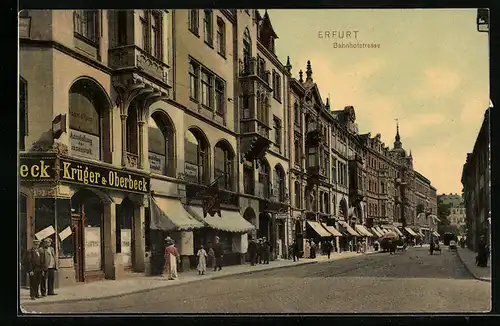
[24,239,42,300]
[40,238,57,296]
[213,236,223,271]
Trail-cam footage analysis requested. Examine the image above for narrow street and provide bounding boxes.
[24,247,490,314]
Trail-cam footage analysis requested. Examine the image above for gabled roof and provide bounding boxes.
[261,10,278,39]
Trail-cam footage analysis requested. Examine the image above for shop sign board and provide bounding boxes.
[84,227,101,271]
[19,155,57,182]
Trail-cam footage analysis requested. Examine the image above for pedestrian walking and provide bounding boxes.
[292,240,300,262]
[24,239,42,300]
[304,240,311,258]
[40,238,57,296]
[256,238,262,264]
[429,239,435,255]
[247,238,257,266]
[356,240,362,253]
[310,239,317,259]
[325,240,332,259]
[196,244,208,275]
[208,245,216,270]
[374,240,379,251]
[164,237,179,280]
[262,237,270,264]
[213,236,224,271]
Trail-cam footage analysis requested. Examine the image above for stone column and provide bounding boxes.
[137,121,145,169]
[121,114,128,167]
[103,201,120,279]
[133,204,146,272]
[178,231,194,272]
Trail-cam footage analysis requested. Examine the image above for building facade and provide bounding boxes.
[19,9,439,288]
[461,107,491,252]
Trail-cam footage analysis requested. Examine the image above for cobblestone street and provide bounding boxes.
[23,247,490,314]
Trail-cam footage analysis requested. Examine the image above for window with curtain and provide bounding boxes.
[201,70,212,108]
[74,10,98,43]
[214,143,233,191]
[308,147,317,167]
[185,129,208,184]
[189,61,199,101]
[215,78,225,115]
[203,10,213,45]
[151,11,162,59]
[139,10,149,52]
[148,112,175,177]
[243,28,252,67]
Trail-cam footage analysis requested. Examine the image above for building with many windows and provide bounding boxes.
[19,9,439,288]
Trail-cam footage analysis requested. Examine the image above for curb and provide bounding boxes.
[21,260,319,306]
[455,250,491,283]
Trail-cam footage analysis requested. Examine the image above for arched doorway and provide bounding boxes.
[19,193,28,287]
[339,198,348,220]
[258,212,271,240]
[71,189,105,282]
[116,197,135,271]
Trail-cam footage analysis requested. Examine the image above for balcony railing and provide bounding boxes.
[239,57,271,85]
[307,166,327,178]
[241,121,270,138]
[109,45,169,85]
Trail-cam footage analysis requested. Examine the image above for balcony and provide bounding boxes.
[240,120,272,160]
[239,57,271,86]
[259,199,288,213]
[306,165,327,183]
[109,45,170,87]
[185,183,239,207]
[306,129,325,147]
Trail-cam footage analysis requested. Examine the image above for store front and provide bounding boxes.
[20,152,150,287]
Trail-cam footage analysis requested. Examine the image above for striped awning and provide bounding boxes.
[374,226,385,234]
[433,231,441,237]
[307,221,331,238]
[392,227,404,237]
[370,228,383,237]
[151,197,204,231]
[404,227,418,237]
[187,206,255,233]
[322,223,343,237]
[339,221,361,236]
[355,225,374,237]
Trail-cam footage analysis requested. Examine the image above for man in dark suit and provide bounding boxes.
[247,238,257,266]
[40,238,57,296]
[213,236,223,271]
[24,239,43,300]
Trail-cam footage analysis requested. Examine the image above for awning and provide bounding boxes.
[418,232,425,237]
[355,225,374,237]
[404,227,418,237]
[433,231,440,237]
[370,228,383,237]
[322,223,343,237]
[339,221,360,236]
[307,221,331,238]
[187,206,255,233]
[383,228,392,234]
[150,197,204,231]
[429,215,441,222]
[392,227,404,237]
[374,226,384,235]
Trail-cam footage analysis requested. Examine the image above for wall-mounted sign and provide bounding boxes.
[84,227,101,271]
[52,114,67,139]
[121,229,132,267]
[60,158,150,194]
[148,152,166,174]
[69,129,100,161]
[19,157,57,182]
[184,162,198,177]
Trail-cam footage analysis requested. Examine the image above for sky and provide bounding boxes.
[265,9,490,194]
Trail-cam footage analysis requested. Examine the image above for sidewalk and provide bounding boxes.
[20,250,380,306]
[455,247,491,282]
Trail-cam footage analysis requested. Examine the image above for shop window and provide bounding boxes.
[214,141,234,191]
[68,78,111,162]
[116,198,134,267]
[148,111,176,177]
[185,128,209,184]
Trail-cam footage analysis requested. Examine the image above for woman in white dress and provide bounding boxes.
[304,240,311,259]
[197,244,208,275]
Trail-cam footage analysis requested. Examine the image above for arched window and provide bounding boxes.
[214,141,234,191]
[258,159,270,197]
[19,78,27,151]
[68,78,111,162]
[323,192,329,213]
[185,128,209,184]
[274,165,285,201]
[294,181,301,208]
[243,28,251,61]
[148,111,175,177]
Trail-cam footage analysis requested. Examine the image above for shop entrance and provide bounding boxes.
[71,189,105,282]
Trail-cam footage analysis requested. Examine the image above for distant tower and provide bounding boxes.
[285,56,292,74]
[299,69,304,83]
[394,119,402,149]
[305,60,313,82]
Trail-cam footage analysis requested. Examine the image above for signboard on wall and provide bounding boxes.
[19,155,57,182]
[121,229,132,267]
[59,158,150,194]
[69,129,100,161]
[84,227,101,271]
[148,152,166,174]
[184,162,198,177]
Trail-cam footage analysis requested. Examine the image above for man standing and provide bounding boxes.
[247,238,257,266]
[291,240,300,262]
[24,239,42,300]
[325,239,332,259]
[40,238,57,296]
[262,237,270,264]
[213,236,223,271]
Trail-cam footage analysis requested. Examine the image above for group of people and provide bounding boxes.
[247,237,271,266]
[23,238,57,300]
[163,235,225,280]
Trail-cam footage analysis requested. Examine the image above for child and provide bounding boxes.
[197,245,208,275]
